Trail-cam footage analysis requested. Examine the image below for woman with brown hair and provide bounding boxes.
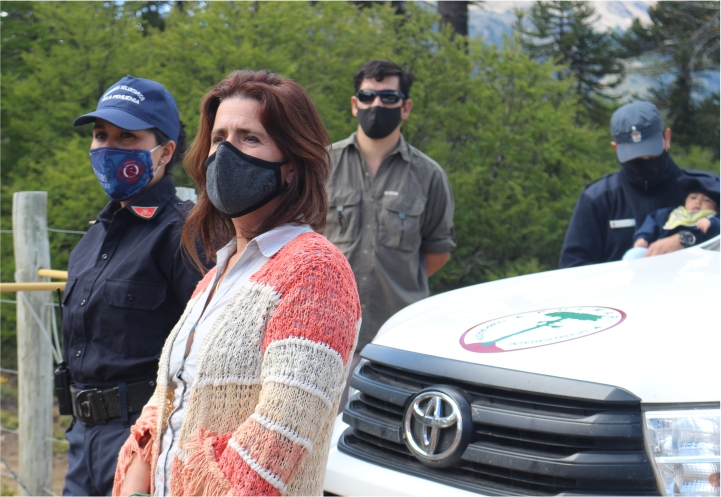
[113,70,361,496]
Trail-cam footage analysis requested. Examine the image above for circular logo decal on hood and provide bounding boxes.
[460,306,625,353]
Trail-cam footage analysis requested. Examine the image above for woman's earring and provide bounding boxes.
[287,177,293,186]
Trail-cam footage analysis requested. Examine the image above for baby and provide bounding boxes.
[624,175,720,260]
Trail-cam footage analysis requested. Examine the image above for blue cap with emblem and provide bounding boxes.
[73,75,180,143]
[610,101,664,163]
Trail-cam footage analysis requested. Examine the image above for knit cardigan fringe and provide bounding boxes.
[113,232,360,496]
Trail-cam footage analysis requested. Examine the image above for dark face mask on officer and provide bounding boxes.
[90,144,162,201]
[622,151,670,180]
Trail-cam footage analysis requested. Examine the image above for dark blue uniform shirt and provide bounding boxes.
[62,176,208,386]
[559,155,719,268]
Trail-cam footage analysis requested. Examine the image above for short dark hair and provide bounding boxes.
[182,70,331,272]
[150,121,187,174]
[353,60,414,99]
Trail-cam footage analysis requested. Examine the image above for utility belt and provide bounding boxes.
[69,380,155,427]
[54,362,155,427]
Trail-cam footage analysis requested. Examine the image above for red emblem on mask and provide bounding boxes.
[131,206,158,219]
[118,160,144,184]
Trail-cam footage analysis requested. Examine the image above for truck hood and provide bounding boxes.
[373,242,720,404]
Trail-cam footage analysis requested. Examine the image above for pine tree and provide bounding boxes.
[617,1,720,157]
[515,1,624,124]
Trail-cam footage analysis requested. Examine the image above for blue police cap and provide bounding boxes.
[74,75,180,143]
[610,101,664,162]
[678,173,720,207]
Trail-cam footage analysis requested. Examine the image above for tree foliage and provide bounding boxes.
[515,1,624,125]
[1,1,715,366]
[617,1,720,156]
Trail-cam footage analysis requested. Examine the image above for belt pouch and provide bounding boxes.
[54,362,74,416]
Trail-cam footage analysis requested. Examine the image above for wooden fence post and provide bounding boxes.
[12,192,53,496]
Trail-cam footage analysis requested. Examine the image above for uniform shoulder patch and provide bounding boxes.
[130,206,158,219]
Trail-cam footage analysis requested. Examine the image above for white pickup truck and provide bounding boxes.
[324,236,720,496]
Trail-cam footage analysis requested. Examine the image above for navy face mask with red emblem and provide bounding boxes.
[89,145,160,201]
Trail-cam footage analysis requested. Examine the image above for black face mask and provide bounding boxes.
[622,151,670,180]
[205,141,285,218]
[357,106,402,139]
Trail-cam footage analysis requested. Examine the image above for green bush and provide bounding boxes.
[2,2,717,360]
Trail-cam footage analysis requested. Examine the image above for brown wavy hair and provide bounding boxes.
[181,70,331,272]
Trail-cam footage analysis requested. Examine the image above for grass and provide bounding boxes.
[1,482,17,496]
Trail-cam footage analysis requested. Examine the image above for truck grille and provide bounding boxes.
[339,358,659,495]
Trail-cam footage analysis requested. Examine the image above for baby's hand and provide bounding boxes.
[634,238,649,248]
[696,218,711,233]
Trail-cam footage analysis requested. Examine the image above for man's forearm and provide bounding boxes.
[425,252,450,277]
[644,234,683,257]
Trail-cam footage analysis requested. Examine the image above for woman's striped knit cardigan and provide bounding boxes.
[113,232,361,496]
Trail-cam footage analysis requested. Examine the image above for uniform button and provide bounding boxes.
[76,350,82,357]
[127,294,134,301]
[362,276,367,281]
[101,254,108,260]
[79,299,86,306]
[363,249,369,254]
[366,224,371,229]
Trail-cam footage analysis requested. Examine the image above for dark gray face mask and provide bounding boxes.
[205,140,285,218]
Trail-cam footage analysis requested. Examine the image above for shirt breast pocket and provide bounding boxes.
[327,187,362,244]
[101,278,168,356]
[378,194,425,252]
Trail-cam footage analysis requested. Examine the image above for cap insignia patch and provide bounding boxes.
[131,206,158,219]
[631,125,642,143]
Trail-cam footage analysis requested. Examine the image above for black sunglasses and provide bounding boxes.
[355,89,406,104]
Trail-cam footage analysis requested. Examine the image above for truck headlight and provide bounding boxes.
[643,408,720,496]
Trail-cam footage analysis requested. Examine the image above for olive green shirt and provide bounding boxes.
[326,132,456,351]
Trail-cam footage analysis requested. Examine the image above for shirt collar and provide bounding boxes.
[254,223,313,257]
[348,131,411,163]
[216,223,313,264]
[97,176,177,223]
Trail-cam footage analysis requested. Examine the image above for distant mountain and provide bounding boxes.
[467,1,719,101]
[469,1,653,45]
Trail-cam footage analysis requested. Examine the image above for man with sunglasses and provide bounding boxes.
[327,60,456,409]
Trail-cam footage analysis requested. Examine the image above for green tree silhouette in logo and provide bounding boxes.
[481,311,602,347]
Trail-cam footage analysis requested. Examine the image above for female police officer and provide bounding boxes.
[61,75,208,495]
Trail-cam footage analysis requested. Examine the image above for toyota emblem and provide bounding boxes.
[403,387,472,467]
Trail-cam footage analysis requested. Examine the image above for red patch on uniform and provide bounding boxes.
[131,206,158,219]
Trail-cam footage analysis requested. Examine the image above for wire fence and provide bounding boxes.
[1,262,68,496]
[2,190,195,494]
[1,351,67,496]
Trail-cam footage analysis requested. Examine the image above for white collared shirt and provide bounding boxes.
[154,223,313,495]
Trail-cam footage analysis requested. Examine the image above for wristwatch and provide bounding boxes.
[678,230,696,248]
